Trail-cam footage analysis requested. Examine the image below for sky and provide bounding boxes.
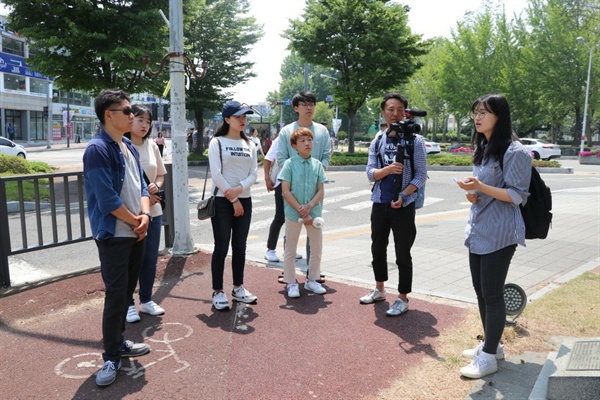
[1,0,529,104]
[230,0,529,104]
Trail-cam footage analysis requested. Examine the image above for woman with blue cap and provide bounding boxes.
[208,101,258,311]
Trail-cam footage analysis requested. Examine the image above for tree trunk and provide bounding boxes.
[194,108,205,155]
[347,111,356,154]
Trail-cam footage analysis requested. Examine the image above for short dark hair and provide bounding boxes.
[94,89,130,125]
[380,92,408,111]
[292,91,317,107]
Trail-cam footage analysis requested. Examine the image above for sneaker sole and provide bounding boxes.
[121,347,151,358]
[304,287,326,295]
[232,297,257,304]
[460,366,498,379]
[126,316,141,323]
[359,297,386,305]
[139,309,165,316]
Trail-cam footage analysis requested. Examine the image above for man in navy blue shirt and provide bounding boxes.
[83,89,152,386]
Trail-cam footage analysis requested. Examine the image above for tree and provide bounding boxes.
[519,0,600,145]
[4,0,169,95]
[183,0,263,154]
[285,0,428,153]
[401,38,450,142]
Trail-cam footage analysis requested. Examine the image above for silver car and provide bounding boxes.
[0,136,27,158]
[521,138,561,160]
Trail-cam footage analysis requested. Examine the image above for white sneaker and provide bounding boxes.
[231,286,258,303]
[460,352,498,379]
[304,280,326,295]
[386,298,409,316]
[359,288,387,304]
[212,291,230,311]
[462,341,504,360]
[139,301,165,316]
[126,305,140,323]
[287,282,300,298]
[264,250,280,262]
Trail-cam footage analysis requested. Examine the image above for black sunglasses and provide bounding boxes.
[108,107,134,115]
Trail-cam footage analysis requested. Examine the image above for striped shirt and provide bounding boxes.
[366,132,428,206]
[465,141,532,254]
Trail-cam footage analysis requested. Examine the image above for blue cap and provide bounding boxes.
[221,101,254,118]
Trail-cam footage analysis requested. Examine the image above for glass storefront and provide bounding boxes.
[29,111,45,140]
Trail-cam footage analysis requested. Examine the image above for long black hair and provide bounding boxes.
[214,118,250,144]
[471,94,519,166]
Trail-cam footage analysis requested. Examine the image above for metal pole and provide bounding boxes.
[169,0,194,254]
[579,40,592,154]
[279,104,283,127]
[46,80,52,149]
[66,92,70,148]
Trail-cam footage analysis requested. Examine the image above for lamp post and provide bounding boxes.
[320,74,339,120]
[577,36,593,154]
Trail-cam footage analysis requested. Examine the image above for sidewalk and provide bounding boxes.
[1,161,598,398]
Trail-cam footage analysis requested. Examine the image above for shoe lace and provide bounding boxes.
[103,361,117,372]
[392,299,404,310]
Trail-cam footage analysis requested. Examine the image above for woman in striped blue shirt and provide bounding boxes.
[455,94,531,379]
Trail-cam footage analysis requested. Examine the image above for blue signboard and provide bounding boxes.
[0,52,52,80]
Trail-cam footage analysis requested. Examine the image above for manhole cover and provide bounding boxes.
[566,341,600,371]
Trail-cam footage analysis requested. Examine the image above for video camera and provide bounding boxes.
[388,108,428,141]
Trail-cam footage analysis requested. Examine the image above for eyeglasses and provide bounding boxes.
[297,102,316,107]
[108,107,134,115]
[471,110,492,119]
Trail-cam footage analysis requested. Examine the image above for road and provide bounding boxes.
[7,149,599,287]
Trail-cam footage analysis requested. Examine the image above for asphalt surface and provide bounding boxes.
[1,141,598,399]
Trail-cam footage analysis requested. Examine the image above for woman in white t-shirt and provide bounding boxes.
[207,100,258,311]
[124,104,167,323]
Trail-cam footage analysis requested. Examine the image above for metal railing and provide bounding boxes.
[0,164,174,288]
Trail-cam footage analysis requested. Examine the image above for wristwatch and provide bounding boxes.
[141,212,153,222]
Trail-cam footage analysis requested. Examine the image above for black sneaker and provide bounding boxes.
[121,340,151,357]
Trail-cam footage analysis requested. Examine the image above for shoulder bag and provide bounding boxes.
[197,139,221,220]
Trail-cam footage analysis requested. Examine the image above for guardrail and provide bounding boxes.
[0,164,174,288]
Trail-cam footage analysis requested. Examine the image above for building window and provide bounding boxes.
[29,111,45,140]
[4,73,26,91]
[30,78,48,95]
[2,36,25,57]
[5,110,22,140]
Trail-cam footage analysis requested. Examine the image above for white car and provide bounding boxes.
[424,140,441,154]
[521,138,561,160]
[0,136,27,158]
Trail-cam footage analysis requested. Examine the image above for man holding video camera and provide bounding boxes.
[360,92,428,317]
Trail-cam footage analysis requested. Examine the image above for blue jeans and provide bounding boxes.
[210,197,252,291]
[370,202,416,294]
[131,215,162,304]
[96,237,145,362]
[469,245,516,355]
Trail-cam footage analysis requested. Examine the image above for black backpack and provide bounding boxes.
[500,148,552,239]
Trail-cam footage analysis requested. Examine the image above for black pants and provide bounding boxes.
[210,196,252,291]
[469,245,516,355]
[370,202,416,294]
[157,144,164,157]
[96,237,145,362]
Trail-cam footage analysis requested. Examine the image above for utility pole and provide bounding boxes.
[169,0,195,254]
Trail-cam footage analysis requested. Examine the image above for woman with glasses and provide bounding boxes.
[208,100,258,311]
[124,105,167,323]
[455,94,531,379]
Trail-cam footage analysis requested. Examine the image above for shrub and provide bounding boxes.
[0,154,34,175]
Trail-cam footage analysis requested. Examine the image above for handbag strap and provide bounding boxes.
[202,138,221,200]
